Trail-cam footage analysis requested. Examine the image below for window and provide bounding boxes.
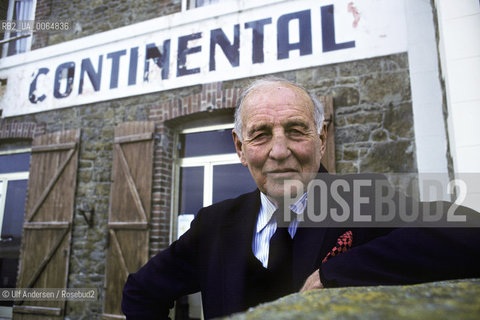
[181,0,235,11]
[1,0,36,58]
[172,124,256,320]
[0,148,30,316]
[174,124,256,239]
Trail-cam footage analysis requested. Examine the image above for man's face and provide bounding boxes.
[233,82,326,205]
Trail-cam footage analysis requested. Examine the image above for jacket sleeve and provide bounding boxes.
[320,226,480,288]
[121,210,205,320]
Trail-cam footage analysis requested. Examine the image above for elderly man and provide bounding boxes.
[122,77,480,319]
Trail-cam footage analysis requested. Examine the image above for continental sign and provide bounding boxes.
[0,0,407,117]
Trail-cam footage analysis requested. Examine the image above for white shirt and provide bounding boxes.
[252,192,308,268]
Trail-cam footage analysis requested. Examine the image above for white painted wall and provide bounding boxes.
[436,0,480,211]
[405,0,450,201]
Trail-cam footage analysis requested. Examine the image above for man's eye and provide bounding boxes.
[289,129,304,136]
[253,133,266,139]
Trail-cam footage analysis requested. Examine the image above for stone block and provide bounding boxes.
[381,54,409,72]
[337,58,383,77]
[336,161,357,174]
[78,170,92,183]
[332,87,360,107]
[95,183,111,196]
[371,129,388,141]
[81,152,98,161]
[360,141,415,173]
[336,125,371,144]
[343,149,358,161]
[345,112,383,125]
[360,72,411,105]
[79,160,93,168]
[334,116,346,127]
[295,70,313,87]
[336,77,358,85]
[384,103,414,138]
[312,66,337,82]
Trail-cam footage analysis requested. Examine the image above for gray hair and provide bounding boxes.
[234,77,324,141]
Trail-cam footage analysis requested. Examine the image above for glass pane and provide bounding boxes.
[0,153,31,174]
[0,179,27,306]
[0,258,19,306]
[2,180,28,239]
[179,167,204,216]
[0,259,18,288]
[195,0,220,8]
[212,163,257,203]
[179,129,235,157]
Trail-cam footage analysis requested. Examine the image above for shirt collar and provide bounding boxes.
[256,192,308,233]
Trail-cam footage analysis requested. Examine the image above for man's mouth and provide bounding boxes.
[266,169,299,176]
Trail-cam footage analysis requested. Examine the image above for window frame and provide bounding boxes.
[171,123,241,320]
[0,148,30,318]
[0,171,29,236]
[1,0,37,58]
[171,123,239,243]
[0,148,30,235]
[181,0,232,11]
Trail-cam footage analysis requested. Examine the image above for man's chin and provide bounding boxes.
[264,182,304,205]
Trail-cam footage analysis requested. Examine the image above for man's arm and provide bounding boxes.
[122,212,204,319]
[318,227,480,288]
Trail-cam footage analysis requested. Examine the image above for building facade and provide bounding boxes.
[0,0,478,319]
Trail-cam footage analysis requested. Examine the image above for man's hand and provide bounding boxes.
[300,269,324,292]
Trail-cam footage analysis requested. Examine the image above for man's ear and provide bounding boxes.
[318,122,328,159]
[232,130,248,167]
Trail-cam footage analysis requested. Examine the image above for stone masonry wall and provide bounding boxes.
[0,51,415,320]
[32,0,181,50]
[226,53,416,174]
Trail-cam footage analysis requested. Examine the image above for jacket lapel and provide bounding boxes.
[291,169,342,289]
[220,190,260,314]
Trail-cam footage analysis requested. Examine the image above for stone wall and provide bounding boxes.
[224,279,480,320]
[0,51,415,319]
[32,0,181,50]
[301,53,415,174]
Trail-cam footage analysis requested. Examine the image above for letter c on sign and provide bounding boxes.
[29,68,49,104]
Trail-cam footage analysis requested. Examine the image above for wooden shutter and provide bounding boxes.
[319,95,336,173]
[102,122,154,320]
[13,129,80,319]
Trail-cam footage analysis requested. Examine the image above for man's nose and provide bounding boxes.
[269,132,291,160]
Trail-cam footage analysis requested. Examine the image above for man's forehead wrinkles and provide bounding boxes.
[245,120,312,137]
[248,122,270,132]
[247,115,311,128]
